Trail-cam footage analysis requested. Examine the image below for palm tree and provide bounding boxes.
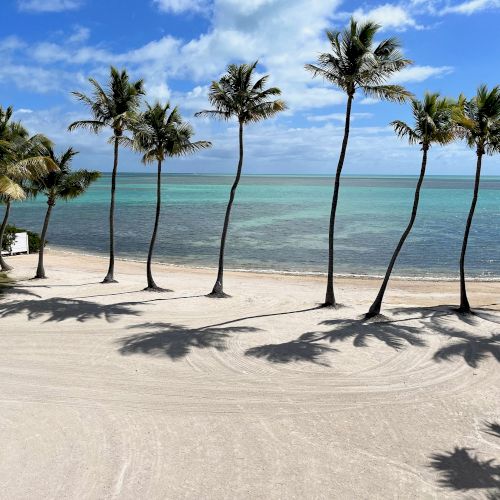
[0,107,57,271]
[454,85,500,314]
[305,18,413,307]
[28,145,100,279]
[366,93,456,318]
[132,102,211,291]
[195,61,286,297]
[68,67,144,283]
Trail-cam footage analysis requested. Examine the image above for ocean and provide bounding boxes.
[6,174,500,279]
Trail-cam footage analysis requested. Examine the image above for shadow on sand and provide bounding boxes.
[118,322,261,360]
[0,297,142,323]
[429,422,500,497]
[245,305,500,367]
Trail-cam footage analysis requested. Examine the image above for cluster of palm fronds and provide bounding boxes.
[0,106,100,278]
[1,18,499,314]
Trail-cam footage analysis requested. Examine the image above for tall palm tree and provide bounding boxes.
[68,66,144,283]
[132,102,211,291]
[305,18,413,307]
[195,61,286,297]
[366,93,456,318]
[0,107,57,271]
[454,85,500,314]
[28,145,100,279]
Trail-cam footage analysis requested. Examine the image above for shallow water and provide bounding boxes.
[7,174,500,278]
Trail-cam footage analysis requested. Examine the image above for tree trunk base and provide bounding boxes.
[207,290,230,299]
[33,275,47,280]
[320,301,342,309]
[364,311,381,320]
[102,276,118,284]
[456,305,473,315]
[1,263,13,272]
[143,286,172,293]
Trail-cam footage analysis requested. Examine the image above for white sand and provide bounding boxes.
[0,251,499,499]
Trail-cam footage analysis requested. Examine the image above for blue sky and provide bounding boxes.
[1,0,499,175]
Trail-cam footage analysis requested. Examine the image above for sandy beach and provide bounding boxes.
[0,250,499,499]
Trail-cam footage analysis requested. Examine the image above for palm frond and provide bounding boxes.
[0,175,25,200]
[363,85,413,103]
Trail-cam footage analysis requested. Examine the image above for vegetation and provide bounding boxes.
[195,61,286,297]
[305,18,413,307]
[132,101,211,291]
[0,105,57,271]
[2,224,44,254]
[454,85,500,313]
[27,145,100,279]
[366,93,456,318]
[69,67,144,284]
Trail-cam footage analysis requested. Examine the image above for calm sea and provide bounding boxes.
[6,174,500,279]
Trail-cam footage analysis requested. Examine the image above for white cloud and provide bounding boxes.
[389,65,453,83]
[0,63,84,93]
[68,26,90,44]
[441,0,500,14]
[18,0,83,12]
[152,0,208,14]
[307,112,373,122]
[351,4,422,30]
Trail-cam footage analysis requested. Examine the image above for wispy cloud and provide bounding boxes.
[389,65,453,84]
[441,0,500,14]
[18,0,83,12]
[152,0,209,14]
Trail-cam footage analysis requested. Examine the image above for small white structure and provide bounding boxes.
[1,232,29,256]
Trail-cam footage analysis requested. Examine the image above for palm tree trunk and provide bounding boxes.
[145,159,166,291]
[458,149,483,313]
[209,121,244,297]
[366,146,429,318]
[0,200,13,271]
[102,136,119,283]
[35,198,54,279]
[324,93,354,307]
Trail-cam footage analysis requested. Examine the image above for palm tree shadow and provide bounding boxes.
[0,297,141,323]
[245,317,426,366]
[390,305,500,368]
[118,322,261,360]
[484,421,500,439]
[433,333,500,368]
[245,331,338,366]
[319,318,427,350]
[0,286,41,300]
[429,447,500,494]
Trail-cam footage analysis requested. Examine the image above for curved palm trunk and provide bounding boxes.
[324,93,353,307]
[209,121,244,298]
[366,146,429,318]
[35,198,55,279]
[102,137,119,283]
[458,150,483,314]
[0,201,13,271]
[145,159,167,291]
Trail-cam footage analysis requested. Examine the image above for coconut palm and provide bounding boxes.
[454,85,500,314]
[195,61,286,297]
[68,66,144,283]
[28,145,100,279]
[0,107,57,271]
[132,102,211,291]
[366,93,456,318]
[305,18,413,307]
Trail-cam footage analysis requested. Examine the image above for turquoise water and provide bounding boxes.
[7,174,500,278]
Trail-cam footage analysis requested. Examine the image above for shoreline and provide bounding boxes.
[44,245,500,283]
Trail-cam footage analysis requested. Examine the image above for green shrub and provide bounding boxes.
[2,225,45,253]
